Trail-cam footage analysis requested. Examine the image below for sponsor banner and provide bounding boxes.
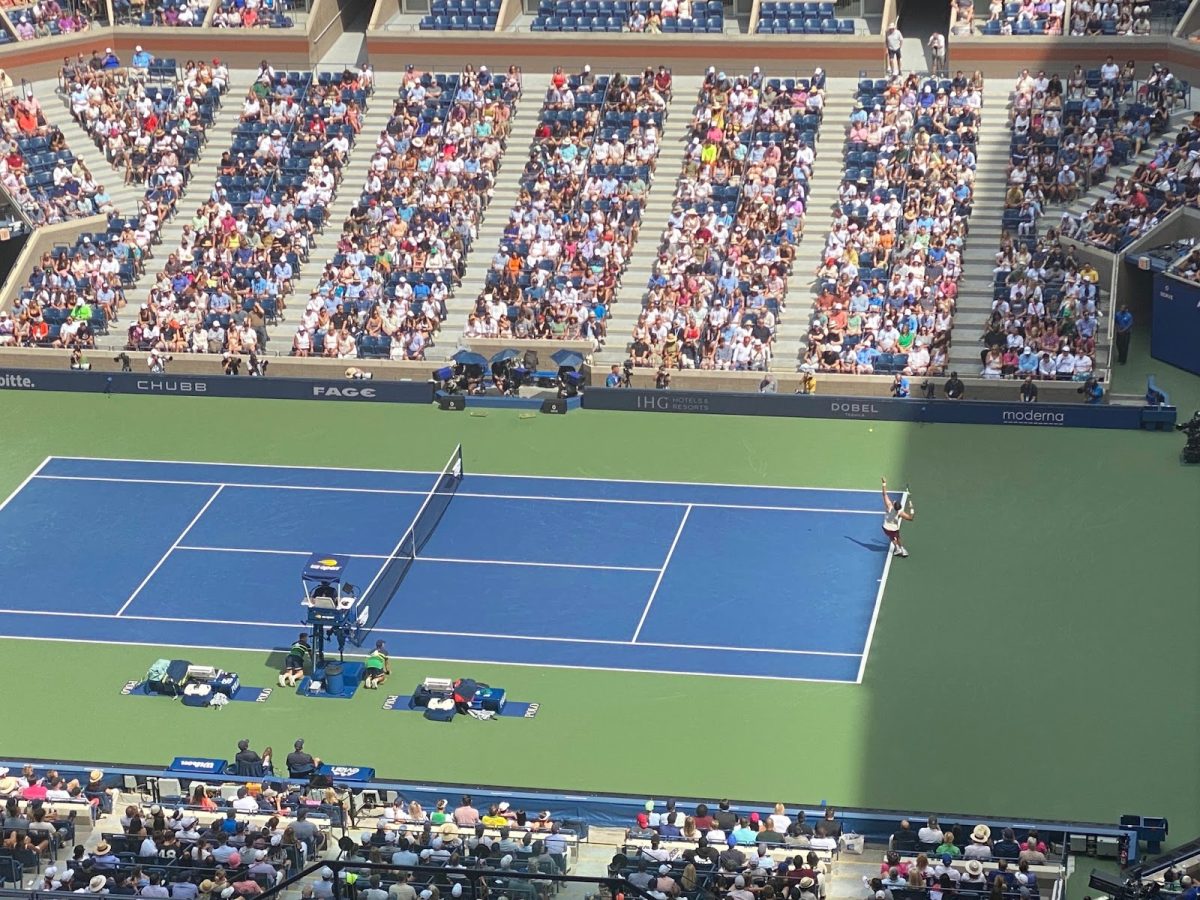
[582,388,1148,429]
[1152,273,1200,377]
[0,368,434,404]
[168,757,229,775]
[315,764,375,784]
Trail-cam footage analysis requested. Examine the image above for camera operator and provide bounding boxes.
[1020,376,1038,403]
[69,348,91,371]
[1078,376,1104,404]
[605,365,622,388]
[113,352,132,372]
[891,373,910,398]
[222,352,242,376]
[147,349,171,374]
[655,364,672,390]
[1176,411,1200,463]
[248,352,268,377]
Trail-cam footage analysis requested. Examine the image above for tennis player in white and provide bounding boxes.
[880,477,914,557]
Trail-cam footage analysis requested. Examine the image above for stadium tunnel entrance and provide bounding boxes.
[895,0,950,71]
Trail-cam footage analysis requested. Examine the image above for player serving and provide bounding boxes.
[880,477,914,558]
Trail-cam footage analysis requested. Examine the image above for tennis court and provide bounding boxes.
[0,453,901,683]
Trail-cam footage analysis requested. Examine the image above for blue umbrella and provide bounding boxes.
[451,350,489,367]
[490,349,521,365]
[550,349,585,369]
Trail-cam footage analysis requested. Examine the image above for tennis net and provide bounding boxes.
[351,444,463,645]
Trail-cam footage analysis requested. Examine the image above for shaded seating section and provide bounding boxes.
[113,0,207,25]
[1067,0,1185,36]
[7,0,104,38]
[420,0,501,29]
[471,66,667,343]
[631,69,824,371]
[295,65,520,361]
[118,66,369,356]
[803,73,981,378]
[212,0,300,27]
[531,0,629,31]
[0,87,103,223]
[755,2,854,34]
[979,0,1063,36]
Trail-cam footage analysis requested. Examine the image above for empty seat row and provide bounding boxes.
[757,16,851,32]
[420,10,498,27]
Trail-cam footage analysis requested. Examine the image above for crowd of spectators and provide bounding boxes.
[474,64,667,344]
[295,64,519,361]
[0,82,109,223]
[1003,61,1184,249]
[981,235,1104,380]
[630,66,823,372]
[1172,244,1200,282]
[212,0,298,29]
[125,63,367,357]
[113,0,207,26]
[3,57,228,351]
[1068,0,1155,36]
[8,0,104,38]
[1059,109,1200,251]
[800,70,980,377]
[979,0,1066,35]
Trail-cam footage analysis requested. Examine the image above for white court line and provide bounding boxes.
[855,489,905,684]
[0,607,859,657]
[177,545,392,559]
[114,486,225,617]
[0,456,51,516]
[0,634,859,685]
[175,544,660,573]
[32,475,876,515]
[45,455,880,495]
[631,505,692,643]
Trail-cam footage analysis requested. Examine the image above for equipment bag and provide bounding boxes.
[147,658,191,696]
[424,698,457,722]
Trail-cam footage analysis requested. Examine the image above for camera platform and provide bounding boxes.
[435,390,581,414]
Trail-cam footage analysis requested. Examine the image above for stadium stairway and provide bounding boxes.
[777,75,857,372]
[592,75,702,369]
[945,99,1016,375]
[35,77,147,219]
[435,71,552,352]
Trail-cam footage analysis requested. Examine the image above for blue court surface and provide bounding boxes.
[0,456,901,683]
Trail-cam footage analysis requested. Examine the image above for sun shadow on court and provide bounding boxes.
[844,535,891,553]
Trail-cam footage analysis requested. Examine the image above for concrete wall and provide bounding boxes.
[0,345,438,379]
[588,366,1091,401]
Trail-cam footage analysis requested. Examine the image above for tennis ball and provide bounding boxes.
[868,427,874,432]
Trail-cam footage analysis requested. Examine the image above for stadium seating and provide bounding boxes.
[801,72,981,377]
[296,65,520,361]
[754,3,853,35]
[630,68,824,371]
[470,66,667,344]
[420,0,501,29]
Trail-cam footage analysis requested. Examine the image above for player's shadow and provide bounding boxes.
[263,651,289,672]
[845,535,891,553]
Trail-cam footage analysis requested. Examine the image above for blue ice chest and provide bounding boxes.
[471,687,506,712]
